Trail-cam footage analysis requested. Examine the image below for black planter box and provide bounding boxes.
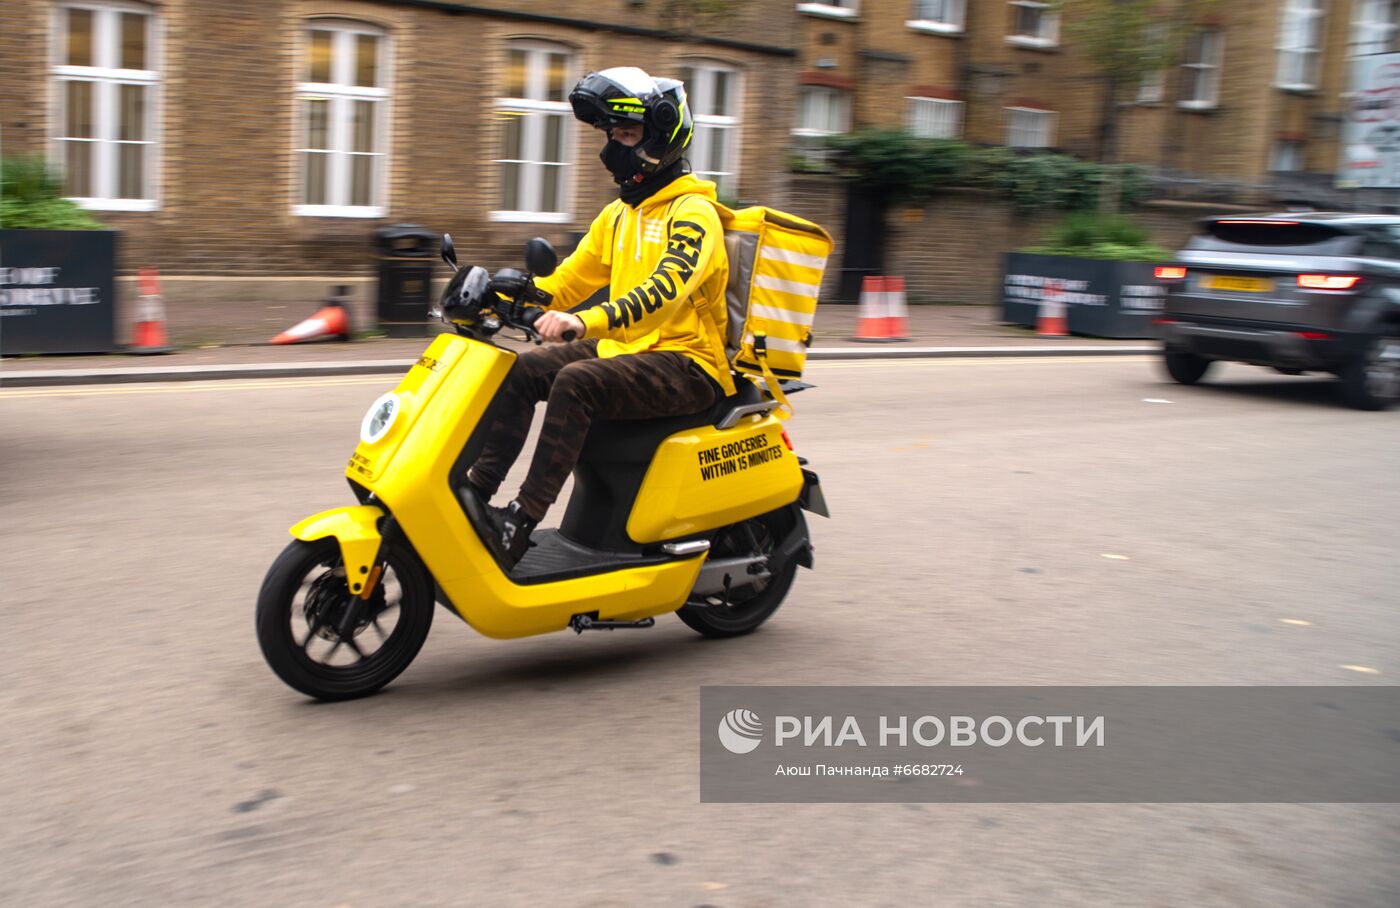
[1001,252,1165,339]
[0,229,118,354]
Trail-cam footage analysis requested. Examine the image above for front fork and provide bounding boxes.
[289,504,396,599]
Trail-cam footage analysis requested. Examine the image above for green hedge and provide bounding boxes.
[1022,212,1170,262]
[0,157,105,230]
[823,129,1150,214]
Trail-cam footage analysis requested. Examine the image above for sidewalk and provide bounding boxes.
[0,305,1155,387]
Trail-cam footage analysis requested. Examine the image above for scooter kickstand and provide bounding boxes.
[569,613,657,634]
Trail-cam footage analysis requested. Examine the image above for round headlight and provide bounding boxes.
[360,392,401,444]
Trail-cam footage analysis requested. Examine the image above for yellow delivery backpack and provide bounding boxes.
[706,203,834,415]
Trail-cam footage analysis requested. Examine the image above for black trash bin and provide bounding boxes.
[373,224,437,337]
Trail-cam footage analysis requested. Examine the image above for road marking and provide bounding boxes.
[1340,664,1380,675]
[0,376,392,399]
[1101,553,1131,560]
[1279,618,1312,626]
[1143,398,1173,404]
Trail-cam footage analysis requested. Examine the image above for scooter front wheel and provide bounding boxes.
[256,537,434,701]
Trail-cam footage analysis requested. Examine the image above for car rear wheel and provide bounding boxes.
[1339,334,1400,411]
[1162,350,1213,385]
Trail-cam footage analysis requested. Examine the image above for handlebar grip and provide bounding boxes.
[561,330,577,342]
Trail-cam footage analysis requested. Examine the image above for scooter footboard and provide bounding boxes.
[289,505,385,589]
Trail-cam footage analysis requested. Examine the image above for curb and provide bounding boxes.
[0,345,1157,389]
[0,360,413,388]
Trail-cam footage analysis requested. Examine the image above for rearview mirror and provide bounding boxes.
[525,237,558,278]
[441,234,458,272]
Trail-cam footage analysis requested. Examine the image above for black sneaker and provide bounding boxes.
[484,500,537,569]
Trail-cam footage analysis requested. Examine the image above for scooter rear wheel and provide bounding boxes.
[676,508,799,638]
[256,538,434,701]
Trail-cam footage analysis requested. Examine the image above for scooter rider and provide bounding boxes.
[468,66,734,567]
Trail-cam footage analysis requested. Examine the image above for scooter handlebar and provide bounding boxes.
[517,306,577,342]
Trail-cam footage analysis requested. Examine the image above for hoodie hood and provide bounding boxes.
[634,172,718,211]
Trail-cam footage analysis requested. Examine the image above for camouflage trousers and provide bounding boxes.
[468,339,718,521]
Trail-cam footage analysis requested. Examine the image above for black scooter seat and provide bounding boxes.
[580,378,766,464]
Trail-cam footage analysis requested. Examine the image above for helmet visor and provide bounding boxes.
[569,73,648,129]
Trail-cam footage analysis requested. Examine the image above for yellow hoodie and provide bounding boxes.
[535,173,735,397]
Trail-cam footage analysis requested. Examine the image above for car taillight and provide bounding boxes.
[1297,331,1331,340]
[1152,318,1177,325]
[1297,274,1361,290]
[1154,266,1187,280]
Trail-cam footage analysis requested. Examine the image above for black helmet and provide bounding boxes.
[569,66,693,175]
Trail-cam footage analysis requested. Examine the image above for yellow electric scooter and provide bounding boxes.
[256,236,828,701]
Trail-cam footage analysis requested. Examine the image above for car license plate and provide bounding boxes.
[1202,275,1274,293]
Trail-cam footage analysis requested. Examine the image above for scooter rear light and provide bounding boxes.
[1297,274,1361,290]
[1154,266,1187,280]
[780,431,794,451]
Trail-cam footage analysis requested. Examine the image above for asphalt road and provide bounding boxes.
[4,357,1398,907]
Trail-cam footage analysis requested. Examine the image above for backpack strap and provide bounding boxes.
[747,331,793,420]
[664,195,746,400]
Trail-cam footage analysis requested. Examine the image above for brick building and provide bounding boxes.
[0,0,796,288]
[3,0,1399,333]
[791,0,1400,197]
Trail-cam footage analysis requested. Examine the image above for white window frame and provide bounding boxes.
[1005,107,1055,148]
[50,2,161,211]
[677,61,742,198]
[1270,139,1304,172]
[907,0,965,34]
[1137,69,1166,103]
[1179,29,1224,110]
[1276,0,1326,91]
[1006,1,1060,49]
[1352,0,1399,57]
[797,1,859,20]
[1137,23,1167,103]
[906,96,963,139]
[491,41,574,224]
[293,21,391,218]
[792,85,851,168]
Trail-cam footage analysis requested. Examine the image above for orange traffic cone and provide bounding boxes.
[129,267,173,354]
[852,275,894,342]
[1036,280,1069,337]
[885,275,909,341]
[270,297,351,345]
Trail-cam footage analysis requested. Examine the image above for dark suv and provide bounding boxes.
[1158,214,1400,410]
